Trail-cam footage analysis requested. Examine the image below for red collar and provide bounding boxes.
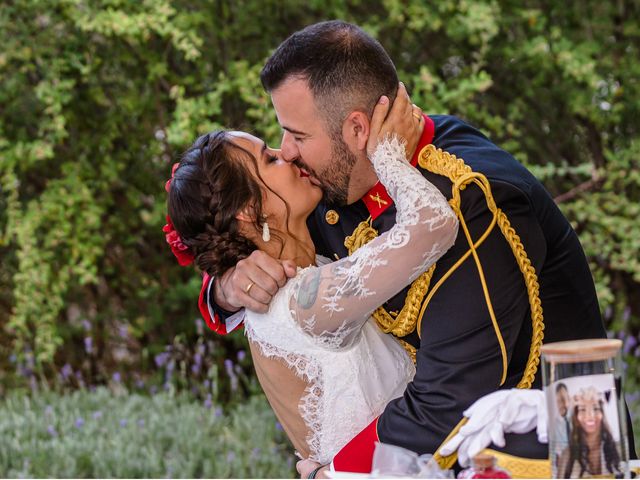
[361,115,435,220]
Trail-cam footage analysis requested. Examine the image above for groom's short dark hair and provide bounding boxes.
[260,20,399,135]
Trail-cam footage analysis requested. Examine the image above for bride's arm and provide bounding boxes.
[289,97,459,348]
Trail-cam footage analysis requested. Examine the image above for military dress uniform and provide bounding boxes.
[197,115,636,474]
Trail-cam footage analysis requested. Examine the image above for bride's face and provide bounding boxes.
[228,131,322,222]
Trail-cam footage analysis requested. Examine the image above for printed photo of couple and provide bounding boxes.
[550,374,624,478]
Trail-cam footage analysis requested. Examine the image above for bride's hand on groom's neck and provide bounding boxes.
[215,250,296,313]
[368,82,424,159]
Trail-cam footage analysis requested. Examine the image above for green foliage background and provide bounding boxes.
[1,0,639,447]
[0,389,293,477]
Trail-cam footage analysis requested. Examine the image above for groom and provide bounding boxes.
[197,21,634,475]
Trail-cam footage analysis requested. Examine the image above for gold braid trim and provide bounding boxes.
[397,339,417,364]
[480,449,551,479]
[344,145,545,470]
[415,144,545,470]
[344,218,435,359]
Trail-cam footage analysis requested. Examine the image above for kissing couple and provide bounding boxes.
[165,20,626,477]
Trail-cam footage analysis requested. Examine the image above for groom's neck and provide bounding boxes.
[346,162,378,204]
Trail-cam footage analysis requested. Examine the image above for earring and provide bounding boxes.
[262,218,271,242]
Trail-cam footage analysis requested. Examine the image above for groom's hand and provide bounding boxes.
[215,250,297,313]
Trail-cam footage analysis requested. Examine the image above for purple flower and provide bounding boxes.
[84,336,93,354]
[195,318,204,335]
[214,407,223,418]
[203,379,210,389]
[166,360,175,373]
[275,421,283,431]
[149,385,158,395]
[118,325,128,338]
[191,363,201,375]
[251,447,261,459]
[237,350,246,362]
[623,335,638,355]
[204,394,212,409]
[45,405,53,416]
[135,378,145,389]
[47,425,57,437]
[604,306,613,320]
[112,372,122,383]
[137,419,145,428]
[61,364,72,380]
[119,419,128,427]
[224,359,233,372]
[194,353,202,366]
[196,343,205,356]
[226,451,236,463]
[622,306,631,322]
[75,417,85,428]
[92,411,103,420]
[82,319,91,331]
[154,352,170,368]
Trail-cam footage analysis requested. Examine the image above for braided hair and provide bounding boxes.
[167,131,281,277]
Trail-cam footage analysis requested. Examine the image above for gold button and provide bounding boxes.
[325,210,339,225]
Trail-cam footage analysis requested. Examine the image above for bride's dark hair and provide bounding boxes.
[167,130,287,277]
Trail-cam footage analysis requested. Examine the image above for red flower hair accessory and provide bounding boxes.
[163,163,195,266]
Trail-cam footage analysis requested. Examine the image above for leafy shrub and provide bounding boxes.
[0,388,294,478]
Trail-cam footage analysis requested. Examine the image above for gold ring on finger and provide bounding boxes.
[413,112,422,120]
[244,281,255,294]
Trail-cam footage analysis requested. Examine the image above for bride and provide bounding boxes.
[165,94,458,465]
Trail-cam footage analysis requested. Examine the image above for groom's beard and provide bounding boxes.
[319,136,358,206]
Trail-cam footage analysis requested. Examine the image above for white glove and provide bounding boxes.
[439,389,547,467]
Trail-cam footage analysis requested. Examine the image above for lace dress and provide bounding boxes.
[244,137,459,464]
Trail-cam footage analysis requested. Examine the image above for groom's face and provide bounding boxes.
[271,77,357,206]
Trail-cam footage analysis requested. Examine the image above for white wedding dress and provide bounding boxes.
[244,137,459,464]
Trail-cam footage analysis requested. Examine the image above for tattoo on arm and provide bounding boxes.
[296,268,321,310]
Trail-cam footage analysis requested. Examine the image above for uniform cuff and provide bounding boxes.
[198,273,245,334]
[332,417,379,473]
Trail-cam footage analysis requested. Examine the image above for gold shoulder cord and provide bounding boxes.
[345,219,436,364]
[345,145,545,471]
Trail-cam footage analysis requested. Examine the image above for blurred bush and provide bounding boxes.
[0,0,638,445]
[0,388,294,478]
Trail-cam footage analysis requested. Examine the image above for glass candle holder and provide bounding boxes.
[541,339,629,478]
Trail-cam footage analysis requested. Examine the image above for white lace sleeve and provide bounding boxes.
[289,136,459,348]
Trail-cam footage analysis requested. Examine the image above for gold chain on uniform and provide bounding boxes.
[344,145,546,468]
[410,144,546,470]
[344,219,431,362]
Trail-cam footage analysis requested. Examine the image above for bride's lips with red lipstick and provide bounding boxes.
[298,165,322,187]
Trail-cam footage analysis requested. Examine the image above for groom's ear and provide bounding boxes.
[342,111,370,152]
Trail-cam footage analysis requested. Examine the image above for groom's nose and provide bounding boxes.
[280,131,299,163]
